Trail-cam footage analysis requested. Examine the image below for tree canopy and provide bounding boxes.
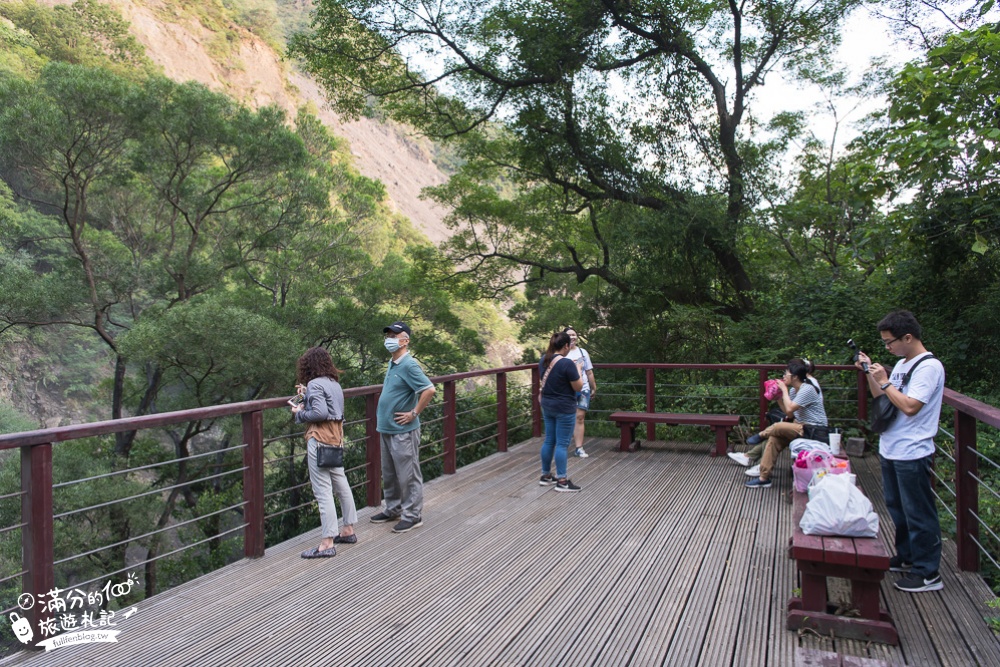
[290,0,867,317]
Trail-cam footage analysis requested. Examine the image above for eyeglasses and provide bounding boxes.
[881,335,903,348]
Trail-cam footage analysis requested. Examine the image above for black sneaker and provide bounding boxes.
[888,556,912,573]
[744,477,772,488]
[392,518,423,533]
[539,474,557,486]
[555,478,582,493]
[370,511,399,523]
[894,571,943,593]
[746,433,763,445]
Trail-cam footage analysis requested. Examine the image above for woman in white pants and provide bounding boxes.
[291,347,358,558]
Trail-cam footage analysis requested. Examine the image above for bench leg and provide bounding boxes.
[851,577,883,620]
[712,426,729,457]
[800,572,827,612]
[618,423,637,452]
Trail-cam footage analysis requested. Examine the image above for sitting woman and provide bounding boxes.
[744,358,828,489]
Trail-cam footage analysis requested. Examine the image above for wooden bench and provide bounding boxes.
[607,411,740,455]
[787,490,897,644]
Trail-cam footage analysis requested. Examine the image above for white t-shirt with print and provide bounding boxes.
[878,353,945,460]
[565,347,593,393]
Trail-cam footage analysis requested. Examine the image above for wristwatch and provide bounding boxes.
[880,382,892,391]
[411,409,418,418]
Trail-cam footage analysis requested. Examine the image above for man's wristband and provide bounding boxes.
[880,382,892,391]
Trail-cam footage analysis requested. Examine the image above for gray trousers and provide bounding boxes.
[307,438,358,537]
[379,429,424,521]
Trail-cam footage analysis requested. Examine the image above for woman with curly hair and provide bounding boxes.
[291,347,358,558]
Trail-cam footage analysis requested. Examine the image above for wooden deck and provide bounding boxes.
[4,438,999,666]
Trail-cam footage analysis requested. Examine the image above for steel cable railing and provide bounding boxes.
[0,362,997,652]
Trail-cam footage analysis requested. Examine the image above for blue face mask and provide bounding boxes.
[384,337,401,353]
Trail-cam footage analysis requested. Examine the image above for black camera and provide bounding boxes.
[847,339,869,373]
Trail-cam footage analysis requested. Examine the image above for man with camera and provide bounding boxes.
[855,310,945,593]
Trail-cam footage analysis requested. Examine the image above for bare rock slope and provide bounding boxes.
[47,0,453,243]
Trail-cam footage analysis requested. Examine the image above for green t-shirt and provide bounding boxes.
[376,353,434,434]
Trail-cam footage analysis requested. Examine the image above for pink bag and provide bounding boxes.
[763,379,782,401]
[793,450,836,493]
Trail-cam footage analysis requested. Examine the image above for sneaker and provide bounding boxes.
[539,474,557,486]
[745,477,772,488]
[555,478,582,493]
[746,433,763,445]
[392,518,423,533]
[888,556,912,573]
[745,464,761,477]
[894,571,942,593]
[573,447,589,458]
[370,511,399,524]
[727,452,750,466]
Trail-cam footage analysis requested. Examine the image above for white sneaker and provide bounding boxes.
[573,447,589,458]
[727,452,750,466]
[745,464,761,477]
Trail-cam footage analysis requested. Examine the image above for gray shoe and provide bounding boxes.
[888,555,912,572]
[392,518,423,533]
[370,512,399,523]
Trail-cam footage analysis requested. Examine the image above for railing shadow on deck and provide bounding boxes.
[0,362,998,653]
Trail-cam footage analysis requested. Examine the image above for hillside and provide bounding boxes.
[36,0,453,243]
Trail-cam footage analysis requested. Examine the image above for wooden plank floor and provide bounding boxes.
[3,438,999,667]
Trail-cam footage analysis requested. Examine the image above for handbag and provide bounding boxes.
[870,354,935,433]
[315,444,344,468]
[801,423,830,444]
[766,407,787,425]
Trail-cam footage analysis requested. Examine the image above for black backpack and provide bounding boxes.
[870,354,935,433]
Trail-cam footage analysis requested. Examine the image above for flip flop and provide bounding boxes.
[300,546,337,559]
[333,534,357,544]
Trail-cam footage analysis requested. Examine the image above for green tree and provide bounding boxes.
[881,23,1000,254]
[290,0,866,316]
[0,0,153,76]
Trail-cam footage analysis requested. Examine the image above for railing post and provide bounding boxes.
[857,370,869,424]
[531,366,541,438]
[646,369,656,441]
[758,369,768,431]
[955,409,979,572]
[241,410,265,559]
[21,443,54,644]
[444,381,457,474]
[365,393,382,508]
[496,372,508,452]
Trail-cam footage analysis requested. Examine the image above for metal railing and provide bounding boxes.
[1,361,998,648]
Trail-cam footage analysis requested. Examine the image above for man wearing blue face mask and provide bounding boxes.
[371,321,436,533]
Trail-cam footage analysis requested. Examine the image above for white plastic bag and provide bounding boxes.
[799,474,879,537]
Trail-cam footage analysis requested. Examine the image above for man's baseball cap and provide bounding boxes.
[383,321,412,337]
